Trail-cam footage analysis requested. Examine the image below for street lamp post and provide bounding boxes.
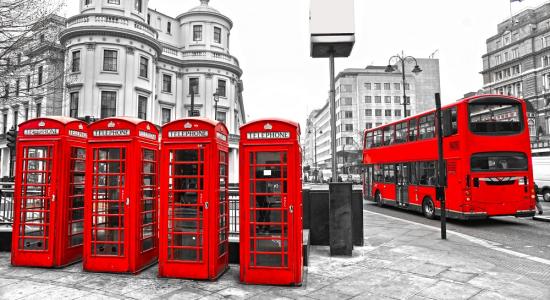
[385,52,423,118]
[213,88,220,121]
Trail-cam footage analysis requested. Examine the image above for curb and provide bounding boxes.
[533,215,550,222]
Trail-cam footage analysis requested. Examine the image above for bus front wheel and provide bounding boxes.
[375,191,383,207]
[543,188,550,202]
[422,197,436,219]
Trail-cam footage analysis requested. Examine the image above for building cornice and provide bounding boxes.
[96,82,123,88]
[59,26,162,55]
[158,54,243,77]
[135,87,152,94]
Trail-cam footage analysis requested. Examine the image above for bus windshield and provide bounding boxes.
[469,101,522,135]
[471,152,528,172]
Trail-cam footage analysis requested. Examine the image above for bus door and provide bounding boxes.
[365,166,373,200]
[396,163,409,206]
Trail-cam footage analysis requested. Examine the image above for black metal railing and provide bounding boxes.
[532,140,550,150]
[229,187,240,236]
[0,182,14,226]
[0,182,241,234]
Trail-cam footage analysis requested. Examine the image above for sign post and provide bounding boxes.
[435,93,447,240]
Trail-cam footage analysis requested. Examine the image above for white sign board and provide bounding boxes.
[310,0,355,58]
[310,0,355,35]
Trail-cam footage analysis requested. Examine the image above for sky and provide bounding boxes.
[61,0,550,128]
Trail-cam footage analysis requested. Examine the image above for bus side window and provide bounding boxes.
[410,162,417,185]
[443,107,458,137]
[409,118,418,141]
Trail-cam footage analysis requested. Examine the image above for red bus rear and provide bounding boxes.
[362,95,536,220]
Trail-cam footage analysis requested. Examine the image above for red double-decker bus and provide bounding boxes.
[363,95,536,220]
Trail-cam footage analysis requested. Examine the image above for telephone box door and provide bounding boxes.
[244,147,294,282]
[14,142,57,265]
[166,144,210,277]
[87,144,129,269]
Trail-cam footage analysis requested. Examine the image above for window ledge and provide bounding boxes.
[138,76,150,81]
[101,70,119,74]
[161,91,173,95]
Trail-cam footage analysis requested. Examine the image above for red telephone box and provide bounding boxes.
[239,119,303,286]
[158,118,230,280]
[11,117,88,268]
[83,117,159,273]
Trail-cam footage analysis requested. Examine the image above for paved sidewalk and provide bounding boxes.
[1,209,550,299]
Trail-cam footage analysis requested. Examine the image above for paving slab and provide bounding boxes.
[1,205,550,299]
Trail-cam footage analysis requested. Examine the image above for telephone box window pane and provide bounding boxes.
[91,147,126,256]
[141,149,157,252]
[19,146,52,251]
[168,148,204,262]
[69,147,86,247]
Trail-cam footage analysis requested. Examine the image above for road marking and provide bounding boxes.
[363,209,550,266]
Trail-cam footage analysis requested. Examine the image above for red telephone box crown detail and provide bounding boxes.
[184,122,193,129]
[264,123,273,130]
[38,121,46,127]
[108,121,116,128]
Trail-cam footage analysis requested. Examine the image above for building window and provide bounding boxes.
[217,79,226,97]
[103,50,117,72]
[162,74,172,93]
[345,124,353,131]
[26,75,30,92]
[137,95,147,120]
[512,48,519,59]
[13,110,18,128]
[15,80,19,96]
[365,83,371,90]
[495,55,502,65]
[147,14,151,25]
[25,106,29,121]
[39,34,45,43]
[2,113,7,134]
[395,110,401,117]
[100,91,117,118]
[342,97,352,105]
[346,137,354,145]
[107,0,120,4]
[404,83,410,90]
[189,78,199,94]
[394,96,400,104]
[366,123,372,129]
[85,0,92,5]
[375,83,381,90]
[375,109,382,117]
[36,102,41,117]
[162,108,171,125]
[3,84,8,99]
[394,83,400,90]
[135,0,142,13]
[70,92,79,118]
[341,84,352,93]
[384,83,391,90]
[139,56,148,78]
[72,50,80,73]
[375,96,381,103]
[167,22,171,34]
[385,109,392,117]
[365,96,372,103]
[344,111,353,118]
[216,111,226,123]
[384,96,391,103]
[365,109,372,116]
[214,27,221,43]
[38,66,43,85]
[193,25,203,41]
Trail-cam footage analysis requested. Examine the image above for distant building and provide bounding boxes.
[0,16,66,177]
[481,2,550,155]
[303,59,441,175]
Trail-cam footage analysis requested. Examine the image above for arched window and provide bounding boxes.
[528,119,536,137]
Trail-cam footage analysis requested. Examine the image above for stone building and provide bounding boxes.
[56,0,245,182]
[0,16,66,177]
[303,59,441,176]
[481,2,550,155]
